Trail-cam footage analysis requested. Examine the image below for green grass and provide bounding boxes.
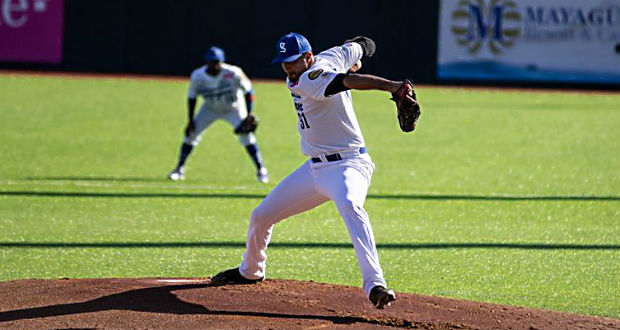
[0,74,619,318]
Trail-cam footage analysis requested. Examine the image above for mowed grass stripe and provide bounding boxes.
[1,241,618,250]
[1,189,619,201]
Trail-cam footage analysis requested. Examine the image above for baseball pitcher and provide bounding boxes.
[211,33,421,309]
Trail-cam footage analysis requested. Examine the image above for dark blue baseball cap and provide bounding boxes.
[272,32,312,63]
[205,46,225,62]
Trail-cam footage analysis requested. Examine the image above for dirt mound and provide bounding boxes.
[0,278,617,329]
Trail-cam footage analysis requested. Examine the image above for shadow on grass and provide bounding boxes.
[2,190,619,201]
[0,283,378,326]
[0,241,618,250]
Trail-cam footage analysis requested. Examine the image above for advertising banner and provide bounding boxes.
[0,0,64,63]
[438,0,620,84]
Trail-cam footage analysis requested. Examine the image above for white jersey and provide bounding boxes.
[188,63,252,112]
[287,43,365,157]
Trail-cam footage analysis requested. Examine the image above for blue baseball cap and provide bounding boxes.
[272,32,312,63]
[205,46,225,62]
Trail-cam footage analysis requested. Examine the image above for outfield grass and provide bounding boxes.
[0,74,619,318]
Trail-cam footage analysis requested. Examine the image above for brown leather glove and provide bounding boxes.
[234,113,259,134]
[391,80,421,132]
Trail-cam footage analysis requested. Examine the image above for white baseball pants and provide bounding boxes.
[239,153,387,297]
[184,105,256,146]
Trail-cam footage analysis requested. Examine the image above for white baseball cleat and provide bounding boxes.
[167,168,185,181]
[257,167,269,183]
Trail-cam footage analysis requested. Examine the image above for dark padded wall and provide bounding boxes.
[62,0,127,72]
[0,0,440,82]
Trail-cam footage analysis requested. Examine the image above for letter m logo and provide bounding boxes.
[468,3,504,42]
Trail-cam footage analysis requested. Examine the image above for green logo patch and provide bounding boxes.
[308,69,324,80]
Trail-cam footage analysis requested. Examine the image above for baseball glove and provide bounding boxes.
[343,36,376,58]
[234,113,259,134]
[391,80,421,132]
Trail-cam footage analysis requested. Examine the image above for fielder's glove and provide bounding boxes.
[234,113,259,134]
[391,80,421,133]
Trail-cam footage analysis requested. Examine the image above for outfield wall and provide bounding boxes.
[1,0,618,87]
[0,0,438,82]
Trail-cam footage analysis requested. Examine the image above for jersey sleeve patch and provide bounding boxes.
[293,69,338,101]
[308,69,324,80]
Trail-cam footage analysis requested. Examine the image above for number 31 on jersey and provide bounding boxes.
[298,112,310,129]
[294,101,310,129]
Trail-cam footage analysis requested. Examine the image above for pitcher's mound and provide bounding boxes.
[0,277,617,329]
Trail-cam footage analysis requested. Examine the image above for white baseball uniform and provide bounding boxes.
[185,63,256,146]
[239,42,388,298]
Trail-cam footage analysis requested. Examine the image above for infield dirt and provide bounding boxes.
[0,278,618,329]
